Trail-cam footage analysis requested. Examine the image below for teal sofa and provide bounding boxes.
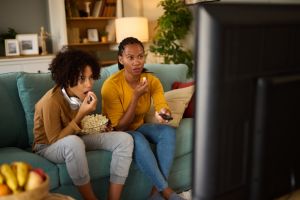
[0,63,193,200]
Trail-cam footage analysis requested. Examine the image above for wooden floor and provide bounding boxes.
[177,190,300,200]
[276,190,300,200]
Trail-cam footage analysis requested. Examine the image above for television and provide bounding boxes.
[251,74,300,200]
[192,2,300,200]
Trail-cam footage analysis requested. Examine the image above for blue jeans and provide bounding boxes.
[127,123,176,191]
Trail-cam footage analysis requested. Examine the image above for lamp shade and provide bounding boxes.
[115,17,149,43]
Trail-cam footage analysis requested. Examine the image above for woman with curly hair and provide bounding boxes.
[32,49,133,200]
[101,37,185,200]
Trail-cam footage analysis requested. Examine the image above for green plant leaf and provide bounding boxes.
[0,28,17,43]
[150,0,194,77]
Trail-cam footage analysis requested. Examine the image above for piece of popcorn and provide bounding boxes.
[81,114,109,134]
[142,77,146,83]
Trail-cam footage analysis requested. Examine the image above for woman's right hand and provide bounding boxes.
[80,91,97,114]
[133,78,148,99]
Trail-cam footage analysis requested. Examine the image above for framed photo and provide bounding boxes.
[16,34,39,55]
[87,29,99,42]
[4,39,20,56]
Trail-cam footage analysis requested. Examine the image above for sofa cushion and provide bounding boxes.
[16,72,54,146]
[0,72,28,148]
[57,150,112,185]
[172,81,195,118]
[169,153,192,191]
[92,65,120,114]
[174,118,194,157]
[0,147,59,190]
[145,64,188,92]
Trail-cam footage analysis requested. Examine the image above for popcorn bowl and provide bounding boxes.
[81,122,110,135]
[80,114,112,135]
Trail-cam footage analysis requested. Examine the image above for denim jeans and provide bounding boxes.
[127,123,176,191]
[35,132,133,186]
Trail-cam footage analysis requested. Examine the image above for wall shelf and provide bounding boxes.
[48,0,117,65]
[67,42,115,46]
[66,17,115,21]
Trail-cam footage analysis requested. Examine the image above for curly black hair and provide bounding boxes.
[49,48,101,88]
[118,37,144,70]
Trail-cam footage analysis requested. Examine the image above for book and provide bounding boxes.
[101,0,116,17]
[92,0,103,17]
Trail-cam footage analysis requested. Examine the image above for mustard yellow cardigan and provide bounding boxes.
[101,70,169,131]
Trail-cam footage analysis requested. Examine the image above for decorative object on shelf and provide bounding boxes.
[99,30,108,43]
[87,29,99,42]
[0,28,17,56]
[105,21,116,42]
[82,38,89,43]
[85,1,92,17]
[39,26,50,55]
[4,39,20,56]
[0,28,17,44]
[92,0,103,17]
[115,17,149,43]
[150,0,193,77]
[16,34,39,55]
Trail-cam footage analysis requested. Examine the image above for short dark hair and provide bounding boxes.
[49,49,100,88]
[118,37,144,70]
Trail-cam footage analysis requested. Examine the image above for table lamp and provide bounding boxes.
[115,17,149,43]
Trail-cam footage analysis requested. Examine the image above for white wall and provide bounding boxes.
[123,0,163,40]
[122,0,164,63]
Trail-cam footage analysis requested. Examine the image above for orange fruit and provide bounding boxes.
[0,183,11,196]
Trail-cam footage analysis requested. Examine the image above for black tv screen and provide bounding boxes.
[193,2,300,200]
[251,74,300,200]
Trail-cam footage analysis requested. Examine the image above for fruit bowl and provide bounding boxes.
[0,174,49,200]
[0,162,49,200]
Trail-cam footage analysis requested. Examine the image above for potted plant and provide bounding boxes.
[99,30,108,43]
[150,0,193,77]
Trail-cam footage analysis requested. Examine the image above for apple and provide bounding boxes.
[32,168,46,180]
[25,171,43,191]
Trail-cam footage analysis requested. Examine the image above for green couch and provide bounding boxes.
[0,63,193,200]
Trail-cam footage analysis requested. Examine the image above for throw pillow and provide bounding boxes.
[17,72,54,146]
[172,81,195,118]
[144,85,194,127]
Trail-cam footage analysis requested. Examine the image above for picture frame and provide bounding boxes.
[87,29,99,42]
[16,34,39,55]
[4,39,20,56]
